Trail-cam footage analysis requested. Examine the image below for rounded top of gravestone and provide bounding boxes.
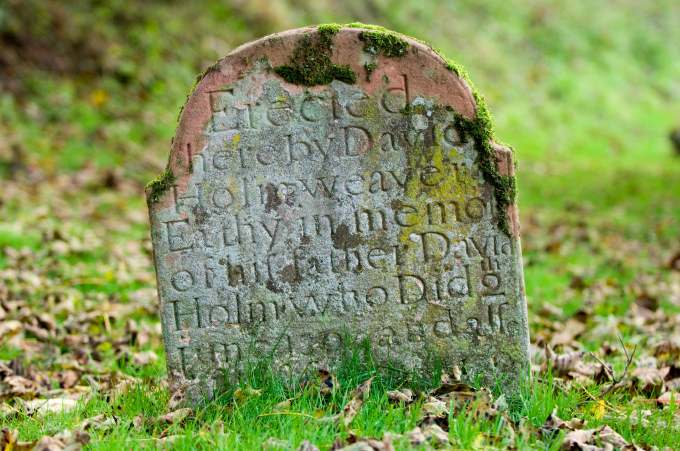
[170,24,480,177]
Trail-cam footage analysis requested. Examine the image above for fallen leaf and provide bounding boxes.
[78,414,118,431]
[670,251,680,271]
[421,396,448,418]
[56,370,80,389]
[561,428,596,450]
[0,320,22,340]
[339,377,373,428]
[132,351,158,366]
[1,374,39,399]
[632,366,667,395]
[597,425,629,448]
[559,424,631,451]
[157,407,192,425]
[318,369,337,396]
[167,383,187,410]
[657,391,680,407]
[32,436,66,451]
[0,429,19,450]
[263,437,290,450]
[333,433,394,451]
[296,439,320,451]
[590,399,606,420]
[32,429,90,451]
[440,366,462,384]
[550,318,586,347]
[23,398,78,416]
[422,423,449,446]
[545,348,603,382]
[407,427,426,446]
[386,389,413,404]
[234,386,263,405]
[540,409,585,438]
[653,340,680,364]
[132,415,145,429]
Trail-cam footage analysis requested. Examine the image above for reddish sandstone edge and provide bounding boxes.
[493,144,520,237]
[152,26,520,236]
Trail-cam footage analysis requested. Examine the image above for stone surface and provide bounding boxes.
[147,25,529,402]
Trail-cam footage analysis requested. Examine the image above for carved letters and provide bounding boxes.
[150,63,527,396]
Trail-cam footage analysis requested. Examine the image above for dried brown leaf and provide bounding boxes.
[550,318,586,347]
[157,407,192,425]
[657,391,680,407]
[407,427,426,446]
[0,320,22,340]
[333,434,394,451]
[561,428,596,450]
[78,414,118,431]
[32,429,90,451]
[632,366,667,395]
[339,377,373,428]
[597,425,629,448]
[653,340,680,364]
[559,424,631,451]
[318,369,338,396]
[386,389,413,404]
[541,408,585,438]
[234,386,262,405]
[23,397,78,416]
[167,383,187,410]
[132,351,158,366]
[296,440,319,451]
[421,396,448,418]
[263,437,291,450]
[670,251,680,271]
[1,374,39,399]
[422,424,449,446]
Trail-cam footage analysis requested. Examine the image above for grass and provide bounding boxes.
[1,0,679,449]
[4,363,679,448]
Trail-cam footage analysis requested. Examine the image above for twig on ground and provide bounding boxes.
[600,335,636,396]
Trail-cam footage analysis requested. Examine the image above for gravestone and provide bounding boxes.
[147,24,529,402]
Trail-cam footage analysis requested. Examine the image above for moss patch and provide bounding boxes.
[273,25,356,86]
[358,29,409,57]
[363,62,377,81]
[453,100,515,235]
[402,98,515,235]
[145,168,175,204]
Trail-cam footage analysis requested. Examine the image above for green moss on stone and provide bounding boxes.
[363,61,377,81]
[346,22,390,32]
[359,30,409,57]
[452,95,515,235]
[273,25,356,86]
[317,23,341,43]
[145,168,175,204]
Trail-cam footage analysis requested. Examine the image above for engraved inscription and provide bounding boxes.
[149,52,528,402]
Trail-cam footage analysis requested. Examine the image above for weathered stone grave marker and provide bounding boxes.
[147,24,529,402]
